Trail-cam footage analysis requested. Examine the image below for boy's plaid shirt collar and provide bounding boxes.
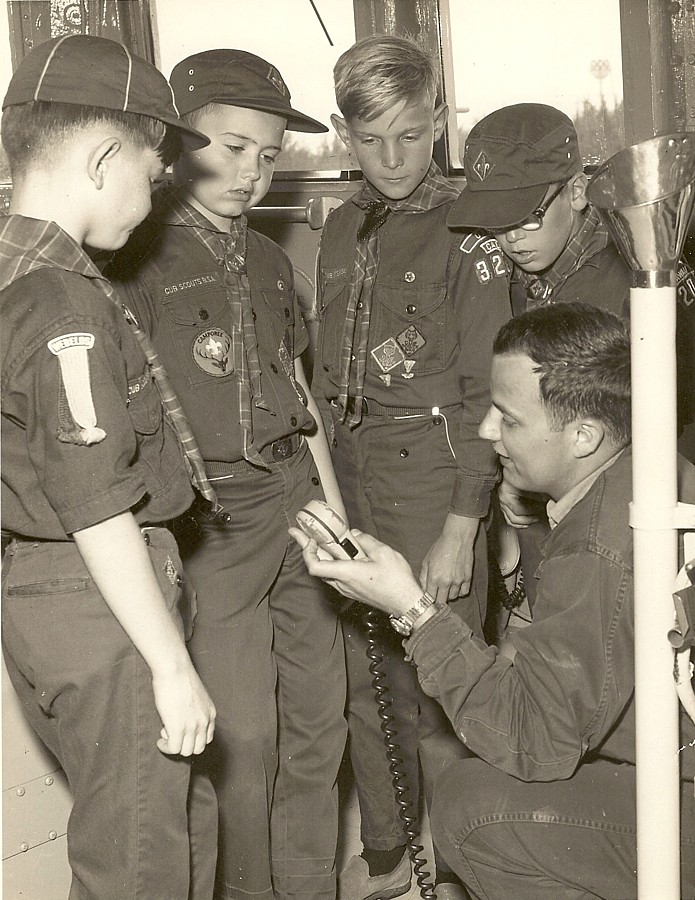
[354,160,459,214]
[151,184,247,264]
[0,215,106,291]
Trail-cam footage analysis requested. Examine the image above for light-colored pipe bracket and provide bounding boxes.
[629,501,695,530]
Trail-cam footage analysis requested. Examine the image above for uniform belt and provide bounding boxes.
[344,397,461,417]
[205,433,304,477]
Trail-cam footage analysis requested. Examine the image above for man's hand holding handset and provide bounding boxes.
[291,500,438,636]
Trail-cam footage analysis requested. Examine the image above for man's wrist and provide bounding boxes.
[389,590,436,636]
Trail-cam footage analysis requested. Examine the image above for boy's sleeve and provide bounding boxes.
[12,273,152,534]
[448,234,512,518]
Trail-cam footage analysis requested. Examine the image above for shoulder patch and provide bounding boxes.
[47,332,106,445]
[459,233,484,254]
[480,237,502,255]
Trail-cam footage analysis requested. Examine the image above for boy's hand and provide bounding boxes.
[420,513,478,602]
[152,666,216,756]
[289,527,421,616]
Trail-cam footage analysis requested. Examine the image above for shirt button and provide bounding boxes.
[271,363,278,373]
[284,307,290,318]
[312,476,320,486]
[277,280,285,290]
[252,310,257,320]
[199,308,209,320]
[406,304,417,315]
[433,416,442,425]
[290,416,297,427]
[399,448,409,458]
[404,271,416,283]
[357,301,363,309]
[332,437,338,448]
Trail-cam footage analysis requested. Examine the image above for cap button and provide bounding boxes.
[189,85,194,92]
[189,69,194,75]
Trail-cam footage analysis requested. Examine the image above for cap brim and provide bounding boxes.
[208,97,327,133]
[160,116,211,151]
[447,182,548,230]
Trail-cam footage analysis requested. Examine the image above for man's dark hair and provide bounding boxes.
[494,302,631,446]
[1,101,182,178]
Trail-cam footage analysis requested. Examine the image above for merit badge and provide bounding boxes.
[192,328,233,376]
[378,374,392,386]
[401,359,416,379]
[371,337,406,373]
[397,325,426,356]
[47,332,106,445]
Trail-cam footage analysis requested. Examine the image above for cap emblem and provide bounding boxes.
[471,150,494,182]
[266,64,289,100]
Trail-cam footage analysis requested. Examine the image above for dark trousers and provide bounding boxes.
[2,530,218,900]
[181,443,347,900]
[432,756,695,900]
[331,413,487,859]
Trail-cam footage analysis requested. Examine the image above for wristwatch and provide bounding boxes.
[389,591,436,636]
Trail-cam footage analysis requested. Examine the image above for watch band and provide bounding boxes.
[389,591,436,636]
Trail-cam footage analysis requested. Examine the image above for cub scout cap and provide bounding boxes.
[447,103,581,230]
[2,34,210,151]
[170,49,328,133]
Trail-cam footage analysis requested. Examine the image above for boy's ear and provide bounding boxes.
[88,137,122,190]
[330,114,352,150]
[569,171,589,212]
[572,417,605,459]
[433,103,449,142]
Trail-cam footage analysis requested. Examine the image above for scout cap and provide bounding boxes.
[170,49,328,133]
[2,34,209,151]
[447,103,581,230]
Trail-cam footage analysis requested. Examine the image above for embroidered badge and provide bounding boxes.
[192,328,233,376]
[471,150,494,182]
[397,325,426,356]
[459,233,484,254]
[677,259,695,308]
[47,332,106,445]
[378,374,392,386]
[162,273,220,296]
[480,238,502,255]
[371,338,406,373]
[164,556,178,586]
[402,358,416,379]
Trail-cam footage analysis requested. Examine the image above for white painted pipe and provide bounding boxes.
[629,281,680,899]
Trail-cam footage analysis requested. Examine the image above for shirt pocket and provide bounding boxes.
[370,282,448,376]
[160,289,233,387]
[127,375,162,435]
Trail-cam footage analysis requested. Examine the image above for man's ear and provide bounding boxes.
[433,103,449,142]
[88,137,121,190]
[330,114,352,150]
[572,418,605,459]
[569,171,589,213]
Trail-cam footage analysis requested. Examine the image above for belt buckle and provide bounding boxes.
[271,436,293,462]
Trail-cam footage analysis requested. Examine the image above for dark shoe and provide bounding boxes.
[338,849,411,900]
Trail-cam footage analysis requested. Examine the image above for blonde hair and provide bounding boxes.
[333,34,439,122]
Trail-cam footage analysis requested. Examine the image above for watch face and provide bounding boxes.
[389,616,411,636]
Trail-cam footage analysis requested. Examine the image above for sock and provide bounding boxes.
[360,845,407,877]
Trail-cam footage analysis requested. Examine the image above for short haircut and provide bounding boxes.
[494,302,631,446]
[181,102,223,131]
[1,100,181,178]
[333,34,439,122]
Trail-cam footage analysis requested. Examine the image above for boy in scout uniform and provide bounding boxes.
[109,50,347,900]
[310,34,511,900]
[1,35,218,900]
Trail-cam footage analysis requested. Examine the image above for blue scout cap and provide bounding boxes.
[2,34,210,152]
[448,103,581,230]
[170,49,328,133]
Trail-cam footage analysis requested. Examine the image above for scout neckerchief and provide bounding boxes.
[337,161,459,428]
[0,215,219,508]
[514,205,611,308]
[153,187,271,468]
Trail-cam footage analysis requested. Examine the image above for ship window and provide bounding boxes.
[441,0,625,170]
[151,0,357,176]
